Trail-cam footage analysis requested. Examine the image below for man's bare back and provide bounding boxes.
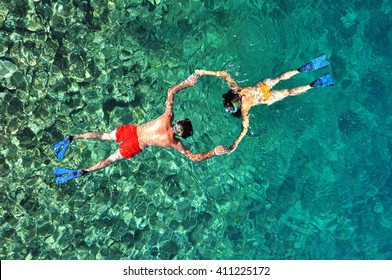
[137,115,176,149]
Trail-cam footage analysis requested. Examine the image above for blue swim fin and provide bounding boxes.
[54,168,86,184]
[310,73,335,87]
[54,136,73,160]
[299,54,330,73]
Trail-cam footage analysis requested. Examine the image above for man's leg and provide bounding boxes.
[54,130,117,160]
[74,130,117,140]
[83,149,123,173]
[54,149,124,184]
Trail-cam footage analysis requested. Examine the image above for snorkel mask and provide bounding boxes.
[173,123,183,137]
[222,89,242,118]
[225,102,238,113]
[172,119,193,139]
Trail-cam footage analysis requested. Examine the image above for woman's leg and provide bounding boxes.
[261,54,330,88]
[266,72,334,106]
[266,85,312,105]
[261,69,300,88]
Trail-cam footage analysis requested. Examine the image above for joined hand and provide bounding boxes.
[187,73,200,86]
[214,145,229,155]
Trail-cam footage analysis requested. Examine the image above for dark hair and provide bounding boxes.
[174,118,193,139]
[222,89,242,118]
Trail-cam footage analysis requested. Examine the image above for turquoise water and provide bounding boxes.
[1,0,392,259]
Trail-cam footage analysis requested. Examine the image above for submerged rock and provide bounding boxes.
[22,13,46,32]
[16,127,37,149]
[161,240,180,259]
[0,32,10,56]
[0,60,18,79]
[0,3,9,26]
[6,97,23,115]
[338,110,363,135]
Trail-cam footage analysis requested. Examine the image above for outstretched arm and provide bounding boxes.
[228,109,250,154]
[165,73,199,115]
[195,69,241,91]
[175,142,229,162]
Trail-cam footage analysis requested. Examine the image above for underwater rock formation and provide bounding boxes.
[338,110,363,135]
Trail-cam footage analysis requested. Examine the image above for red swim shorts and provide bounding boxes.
[116,124,142,158]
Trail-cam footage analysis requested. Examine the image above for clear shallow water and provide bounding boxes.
[1,0,392,259]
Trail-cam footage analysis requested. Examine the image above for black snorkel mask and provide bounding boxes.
[173,122,183,138]
[173,119,193,139]
[222,89,241,117]
[225,101,238,114]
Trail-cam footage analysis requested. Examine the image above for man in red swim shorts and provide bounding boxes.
[53,73,229,184]
[115,124,142,159]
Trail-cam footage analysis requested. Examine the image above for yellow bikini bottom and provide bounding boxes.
[258,83,271,101]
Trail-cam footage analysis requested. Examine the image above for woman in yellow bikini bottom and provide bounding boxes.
[196,54,335,154]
